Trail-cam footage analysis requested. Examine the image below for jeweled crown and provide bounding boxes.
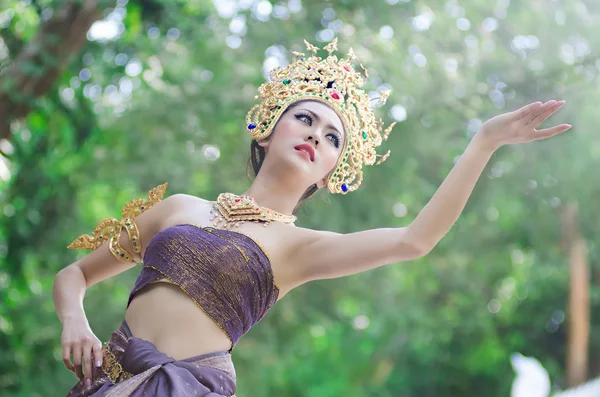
[246,38,396,194]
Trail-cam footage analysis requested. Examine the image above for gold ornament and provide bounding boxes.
[210,192,296,230]
[101,344,133,384]
[67,183,168,263]
[245,37,396,194]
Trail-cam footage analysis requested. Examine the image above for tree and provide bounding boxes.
[0,0,113,140]
[1,0,599,395]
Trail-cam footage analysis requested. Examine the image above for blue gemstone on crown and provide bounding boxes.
[341,183,348,192]
[247,123,257,130]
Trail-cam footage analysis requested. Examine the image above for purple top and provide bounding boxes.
[128,224,279,349]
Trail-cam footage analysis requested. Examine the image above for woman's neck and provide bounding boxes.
[241,174,308,216]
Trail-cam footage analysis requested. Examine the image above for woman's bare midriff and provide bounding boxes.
[124,280,232,360]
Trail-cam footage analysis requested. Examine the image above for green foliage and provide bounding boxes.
[1,0,599,396]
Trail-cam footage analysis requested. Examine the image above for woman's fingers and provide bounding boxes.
[72,343,84,380]
[63,345,75,373]
[83,343,93,386]
[527,100,565,127]
[515,101,543,120]
[522,100,556,123]
[92,342,103,370]
[534,124,572,140]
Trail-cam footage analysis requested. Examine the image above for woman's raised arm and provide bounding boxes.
[287,101,571,283]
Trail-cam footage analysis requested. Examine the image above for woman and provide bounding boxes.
[53,38,571,396]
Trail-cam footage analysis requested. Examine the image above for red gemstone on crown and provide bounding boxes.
[330,92,340,100]
[343,65,350,72]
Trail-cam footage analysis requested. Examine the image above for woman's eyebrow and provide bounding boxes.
[300,108,343,137]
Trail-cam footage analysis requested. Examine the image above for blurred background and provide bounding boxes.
[1,0,599,396]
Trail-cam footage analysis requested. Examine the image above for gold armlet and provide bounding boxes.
[122,218,141,254]
[122,218,143,263]
[109,228,135,263]
[67,183,168,261]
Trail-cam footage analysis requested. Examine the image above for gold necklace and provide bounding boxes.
[210,192,296,230]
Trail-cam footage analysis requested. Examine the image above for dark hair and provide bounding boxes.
[247,101,320,215]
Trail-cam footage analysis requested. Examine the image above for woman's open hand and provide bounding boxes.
[61,316,103,387]
[473,100,571,152]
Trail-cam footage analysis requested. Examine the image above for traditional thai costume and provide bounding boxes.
[67,224,278,397]
[65,37,396,396]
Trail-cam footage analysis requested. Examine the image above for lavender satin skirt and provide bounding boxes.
[66,321,236,397]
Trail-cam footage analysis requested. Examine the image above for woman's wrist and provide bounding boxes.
[53,267,88,325]
[469,132,500,155]
[60,310,88,326]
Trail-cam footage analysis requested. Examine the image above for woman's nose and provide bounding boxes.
[307,135,319,146]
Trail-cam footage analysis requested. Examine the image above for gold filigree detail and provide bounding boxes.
[101,344,133,384]
[120,183,168,219]
[67,217,120,252]
[209,192,296,230]
[109,227,135,263]
[122,217,141,255]
[303,39,320,56]
[323,37,338,55]
[67,183,168,263]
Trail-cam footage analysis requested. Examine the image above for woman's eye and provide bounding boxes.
[327,134,340,148]
[295,114,312,125]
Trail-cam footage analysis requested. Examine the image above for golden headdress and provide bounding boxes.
[246,38,396,194]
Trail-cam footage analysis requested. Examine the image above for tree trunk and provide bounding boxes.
[0,0,106,140]
[561,202,590,387]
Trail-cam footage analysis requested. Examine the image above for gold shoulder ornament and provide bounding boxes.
[67,183,168,263]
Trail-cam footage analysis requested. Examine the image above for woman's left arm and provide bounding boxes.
[289,100,571,282]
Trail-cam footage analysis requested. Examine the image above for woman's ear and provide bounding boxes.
[257,138,271,149]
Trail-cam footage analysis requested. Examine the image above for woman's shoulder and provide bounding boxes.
[137,183,208,211]
[157,192,213,229]
[165,192,210,207]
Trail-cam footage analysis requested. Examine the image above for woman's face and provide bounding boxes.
[259,100,346,188]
